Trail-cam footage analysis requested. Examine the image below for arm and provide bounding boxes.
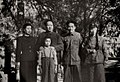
[35,33,43,51]
[102,38,108,61]
[37,47,44,66]
[37,51,42,66]
[52,47,58,65]
[16,37,22,62]
[79,33,83,58]
[54,34,64,52]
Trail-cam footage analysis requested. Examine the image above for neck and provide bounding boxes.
[24,34,30,37]
[45,46,50,48]
[46,30,53,32]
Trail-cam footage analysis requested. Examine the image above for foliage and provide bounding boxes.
[0,0,120,37]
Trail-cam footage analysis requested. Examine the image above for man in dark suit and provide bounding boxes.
[16,23,37,82]
[62,21,82,82]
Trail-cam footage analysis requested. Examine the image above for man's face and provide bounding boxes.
[45,38,51,46]
[24,25,32,35]
[46,21,54,32]
[68,23,76,33]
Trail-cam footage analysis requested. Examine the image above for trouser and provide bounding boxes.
[41,58,55,82]
[87,64,106,82]
[63,64,82,82]
[20,61,37,82]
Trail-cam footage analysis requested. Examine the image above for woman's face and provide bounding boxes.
[46,21,54,32]
[24,25,32,35]
[45,38,51,46]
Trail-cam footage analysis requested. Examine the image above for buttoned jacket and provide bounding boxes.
[16,35,37,62]
[63,32,82,65]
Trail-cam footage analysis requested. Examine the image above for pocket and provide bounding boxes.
[73,40,79,45]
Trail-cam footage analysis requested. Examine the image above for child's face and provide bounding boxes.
[45,38,51,46]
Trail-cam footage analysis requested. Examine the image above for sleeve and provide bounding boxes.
[35,34,42,51]
[52,48,58,65]
[102,38,108,59]
[16,37,22,62]
[78,33,83,58]
[37,51,42,66]
[37,46,44,65]
[54,34,64,52]
[79,33,83,44]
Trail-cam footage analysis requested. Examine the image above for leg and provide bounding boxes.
[87,64,95,82]
[94,64,105,82]
[63,65,72,82]
[73,65,82,82]
[41,58,49,82]
[49,59,55,82]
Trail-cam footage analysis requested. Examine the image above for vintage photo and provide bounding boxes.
[0,0,120,82]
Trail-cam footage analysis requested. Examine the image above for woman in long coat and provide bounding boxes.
[16,23,37,82]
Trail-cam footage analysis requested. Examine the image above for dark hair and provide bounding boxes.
[22,23,33,33]
[23,23,33,29]
[44,19,53,26]
[66,20,77,27]
[44,36,52,45]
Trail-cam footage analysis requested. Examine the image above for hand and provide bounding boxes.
[54,65,57,73]
[105,57,108,61]
[16,62,20,70]
[37,51,40,55]
[16,70,20,81]
[88,49,96,54]
[38,65,42,74]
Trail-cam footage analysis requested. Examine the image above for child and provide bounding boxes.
[37,37,57,82]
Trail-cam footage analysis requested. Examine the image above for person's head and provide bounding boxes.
[44,20,54,32]
[89,27,97,37]
[23,23,33,35]
[44,37,52,47]
[66,21,77,33]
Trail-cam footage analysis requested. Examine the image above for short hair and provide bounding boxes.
[23,23,33,30]
[66,20,77,27]
[44,36,52,41]
[22,23,33,33]
[44,19,53,26]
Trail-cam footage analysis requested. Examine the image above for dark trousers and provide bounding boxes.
[41,58,55,82]
[63,64,82,82]
[87,64,105,82]
[20,61,37,82]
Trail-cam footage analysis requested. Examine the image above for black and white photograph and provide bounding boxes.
[0,0,120,82]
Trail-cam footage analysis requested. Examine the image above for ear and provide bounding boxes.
[74,26,76,29]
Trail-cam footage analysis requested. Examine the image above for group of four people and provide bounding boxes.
[16,19,108,82]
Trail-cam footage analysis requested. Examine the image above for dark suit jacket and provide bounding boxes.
[16,36,37,62]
